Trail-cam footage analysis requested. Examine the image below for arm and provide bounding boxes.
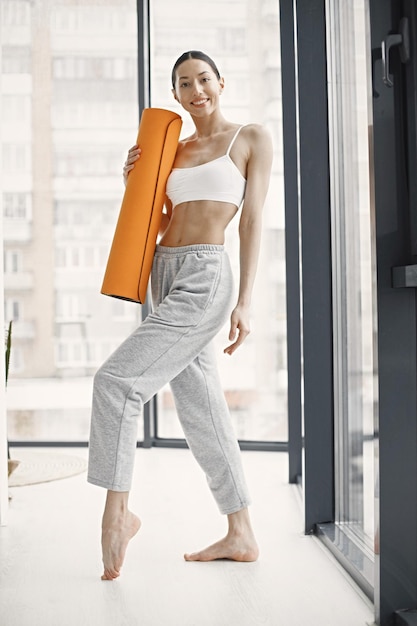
[224,125,273,356]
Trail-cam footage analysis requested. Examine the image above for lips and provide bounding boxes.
[191,98,209,107]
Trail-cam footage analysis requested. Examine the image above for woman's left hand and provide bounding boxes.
[123,144,141,186]
[224,305,251,356]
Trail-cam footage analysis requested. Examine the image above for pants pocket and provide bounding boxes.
[150,252,222,328]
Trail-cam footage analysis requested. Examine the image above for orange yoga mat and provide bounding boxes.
[101,108,182,303]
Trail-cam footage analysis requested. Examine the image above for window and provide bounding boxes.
[4,250,22,274]
[54,149,121,177]
[56,339,88,366]
[326,0,376,557]
[2,144,31,173]
[112,299,137,321]
[3,193,31,220]
[52,56,136,80]
[1,1,30,27]
[1,0,284,446]
[56,293,88,321]
[54,200,118,226]
[217,28,247,53]
[52,102,137,129]
[1,0,139,443]
[51,6,136,35]
[55,244,108,270]
[5,299,22,322]
[2,46,31,74]
[150,0,286,443]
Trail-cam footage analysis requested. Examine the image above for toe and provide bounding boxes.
[101,567,119,580]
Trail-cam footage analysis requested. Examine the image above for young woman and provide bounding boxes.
[88,50,273,580]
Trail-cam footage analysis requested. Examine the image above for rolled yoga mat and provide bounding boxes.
[101,108,182,303]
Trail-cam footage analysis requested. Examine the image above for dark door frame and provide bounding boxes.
[281,0,335,530]
[282,0,417,623]
[370,1,417,623]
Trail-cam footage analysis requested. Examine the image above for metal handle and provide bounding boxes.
[381,17,410,87]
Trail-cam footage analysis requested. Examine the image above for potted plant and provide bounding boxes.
[4,321,19,476]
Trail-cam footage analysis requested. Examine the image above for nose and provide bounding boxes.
[192,80,203,96]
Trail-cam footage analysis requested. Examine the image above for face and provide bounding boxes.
[172,58,224,116]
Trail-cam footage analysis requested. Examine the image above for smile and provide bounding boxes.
[191,98,209,106]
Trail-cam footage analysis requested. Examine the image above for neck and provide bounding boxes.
[190,112,229,139]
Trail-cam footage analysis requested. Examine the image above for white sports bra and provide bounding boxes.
[166,126,247,209]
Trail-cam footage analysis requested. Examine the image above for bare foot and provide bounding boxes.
[101,510,141,580]
[184,508,259,562]
[184,531,259,562]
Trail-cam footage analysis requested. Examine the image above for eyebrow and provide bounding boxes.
[178,71,211,80]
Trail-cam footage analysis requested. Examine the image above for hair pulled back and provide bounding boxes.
[171,50,221,89]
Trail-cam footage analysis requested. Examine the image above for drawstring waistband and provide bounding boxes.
[155,243,224,257]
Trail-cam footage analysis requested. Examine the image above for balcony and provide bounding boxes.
[3,219,32,242]
[4,271,34,290]
[11,320,35,340]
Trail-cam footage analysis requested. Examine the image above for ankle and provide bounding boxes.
[103,491,130,521]
[227,508,253,535]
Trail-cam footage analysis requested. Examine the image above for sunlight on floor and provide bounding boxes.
[0,448,374,626]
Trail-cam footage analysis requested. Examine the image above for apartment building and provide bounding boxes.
[1,0,286,442]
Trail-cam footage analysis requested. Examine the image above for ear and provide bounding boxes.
[219,77,225,94]
[172,88,179,102]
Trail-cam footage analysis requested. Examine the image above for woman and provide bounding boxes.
[88,50,273,580]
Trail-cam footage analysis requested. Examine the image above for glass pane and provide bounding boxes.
[150,0,286,442]
[1,0,141,442]
[326,0,377,547]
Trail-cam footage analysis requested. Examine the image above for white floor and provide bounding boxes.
[0,448,374,626]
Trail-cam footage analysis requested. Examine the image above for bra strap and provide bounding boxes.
[226,126,244,155]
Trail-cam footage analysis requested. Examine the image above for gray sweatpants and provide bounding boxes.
[87,244,251,515]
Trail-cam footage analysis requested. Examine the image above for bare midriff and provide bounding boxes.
[159,200,238,247]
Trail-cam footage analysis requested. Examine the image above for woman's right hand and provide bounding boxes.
[123,144,141,186]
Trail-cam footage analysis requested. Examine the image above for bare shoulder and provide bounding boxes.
[241,123,272,150]
[173,134,196,163]
[240,124,273,173]
[180,132,197,144]
[177,134,194,150]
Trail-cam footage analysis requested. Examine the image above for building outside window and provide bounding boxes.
[1,0,287,447]
[150,0,286,443]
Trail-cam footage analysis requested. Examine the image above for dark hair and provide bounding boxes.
[171,50,221,89]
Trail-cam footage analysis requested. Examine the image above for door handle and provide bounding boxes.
[381,17,410,87]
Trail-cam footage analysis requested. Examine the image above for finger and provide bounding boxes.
[229,321,238,341]
[224,330,249,355]
[126,150,141,165]
[122,165,135,184]
[224,340,239,356]
[123,163,136,186]
[127,144,139,157]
